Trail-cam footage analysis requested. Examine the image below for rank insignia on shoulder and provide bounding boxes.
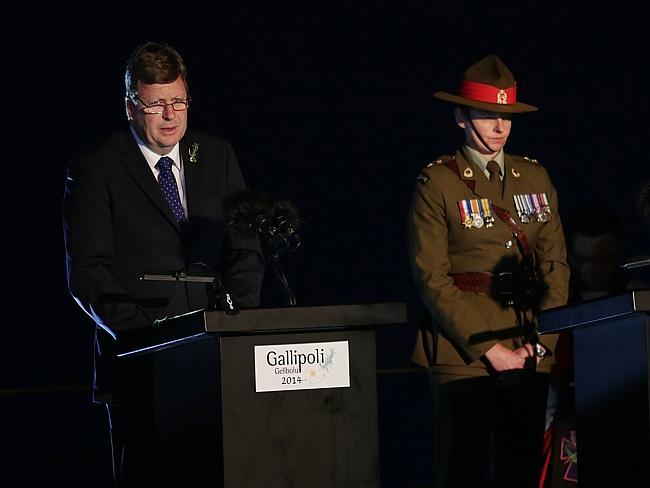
[417,173,429,184]
[427,158,444,168]
[513,193,552,223]
[523,156,539,164]
[458,198,494,229]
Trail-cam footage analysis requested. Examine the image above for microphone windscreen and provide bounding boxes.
[224,191,274,236]
[272,199,301,232]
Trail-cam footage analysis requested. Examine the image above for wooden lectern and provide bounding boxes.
[538,291,650,486]
[115,303,407,487]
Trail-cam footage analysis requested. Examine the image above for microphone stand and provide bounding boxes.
[265,234,298,307]
[224,191,301,307]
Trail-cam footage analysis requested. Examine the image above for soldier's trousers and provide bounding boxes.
[432,372,549,488]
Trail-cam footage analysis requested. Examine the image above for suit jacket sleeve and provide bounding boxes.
[63,154,151,338]
[220,142,265,307]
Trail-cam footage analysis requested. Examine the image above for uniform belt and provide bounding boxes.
[450,272,493,293]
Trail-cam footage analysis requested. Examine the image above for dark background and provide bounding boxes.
[3,3,649,486]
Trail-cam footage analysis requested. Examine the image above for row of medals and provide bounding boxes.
[460,198,495,229]
[465,208,550,229]
[462,195,552,229]
[513,194,552,224]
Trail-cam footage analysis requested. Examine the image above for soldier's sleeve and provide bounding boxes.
[535,171,570,311]
[408,168,499,364]
[532,168,570,355]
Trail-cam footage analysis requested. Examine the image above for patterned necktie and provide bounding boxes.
[486,160,503,196]
[155,156,187,223]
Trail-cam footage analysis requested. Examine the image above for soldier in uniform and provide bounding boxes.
[408,55,569,487]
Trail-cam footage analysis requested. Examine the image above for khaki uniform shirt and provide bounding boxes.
[408,148,569,377]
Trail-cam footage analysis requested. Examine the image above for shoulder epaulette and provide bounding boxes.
[425,155,453,168]
[418,155,453,184]
[521,155,540,165]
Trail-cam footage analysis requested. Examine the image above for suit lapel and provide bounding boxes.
[118,131,181,232]
[180,135,203,219]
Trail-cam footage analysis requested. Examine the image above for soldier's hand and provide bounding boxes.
[517,343,542,366]
[484,343,526,371]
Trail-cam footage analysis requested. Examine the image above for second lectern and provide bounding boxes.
[538,291,650,486]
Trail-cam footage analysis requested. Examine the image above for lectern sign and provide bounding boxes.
[254,341,350,392]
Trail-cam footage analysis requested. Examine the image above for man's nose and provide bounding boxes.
[495,118,505,132]
[162,104,176,120]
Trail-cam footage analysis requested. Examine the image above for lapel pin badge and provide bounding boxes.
[463,167,473,178]
[511,168,520,178]
[189,142,200,163]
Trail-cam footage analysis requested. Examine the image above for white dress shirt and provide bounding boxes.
[130,126,188,218]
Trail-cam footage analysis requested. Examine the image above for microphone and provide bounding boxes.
[224,190,301,307]
[224,191,275,236]
[270,199,302,250]
[225,191,302,250]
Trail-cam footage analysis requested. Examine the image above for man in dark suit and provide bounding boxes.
[63,42,264,485]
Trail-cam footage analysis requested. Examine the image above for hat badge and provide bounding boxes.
[497,89,508,105]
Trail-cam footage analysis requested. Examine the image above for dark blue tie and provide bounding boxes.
[156,156,187,223]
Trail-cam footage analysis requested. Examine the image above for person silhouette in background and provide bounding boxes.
[567,204,631,301]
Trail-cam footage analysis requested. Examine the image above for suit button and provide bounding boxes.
[505,240,513,249]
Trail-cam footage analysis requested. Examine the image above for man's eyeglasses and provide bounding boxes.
[132,95,191,114]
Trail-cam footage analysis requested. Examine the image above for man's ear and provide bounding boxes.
[125,98,134,121]
[454,107,466,129]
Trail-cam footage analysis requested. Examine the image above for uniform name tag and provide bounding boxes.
[254,341,350,392]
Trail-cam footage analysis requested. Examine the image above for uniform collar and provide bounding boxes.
[462,144,504,179]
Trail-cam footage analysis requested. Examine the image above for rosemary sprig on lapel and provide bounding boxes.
[189,142,199,163]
